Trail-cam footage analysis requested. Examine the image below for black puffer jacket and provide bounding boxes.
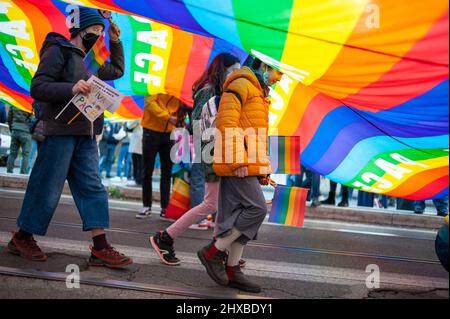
[30,32,124,136]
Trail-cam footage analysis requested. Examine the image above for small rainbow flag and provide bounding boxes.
[269,185,308,227]
[269,136,301,174]
[82,34,110,76]
[165,178,191,220]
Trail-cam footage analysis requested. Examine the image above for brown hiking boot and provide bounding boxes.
[227,265,261,293]
[88,245,133,269]
[197,243,229,286]
[8,232,48,261]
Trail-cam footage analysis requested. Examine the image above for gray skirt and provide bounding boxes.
[216,176,267,245]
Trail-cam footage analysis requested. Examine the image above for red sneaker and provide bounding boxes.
[8,231,48,261]
[88,245,133,269]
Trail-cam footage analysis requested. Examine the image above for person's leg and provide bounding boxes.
[433,196,448,216]
[225,241,260,292]
[105,144,116,178]
[136,154,143,185]
[381,195,389,209]
[198,177,266,288]
[397,198,415,211]
[413,200,426,214]
[10,137,74,261]
[132,153,138,181]
[321,180,337,205]
[166,182,219,239]
[66,137,132,268]
[150,181,220,266]
[66,137,110,233]
[338,185,349,207]
[6,131,19,173]
[158,133,174,210]
[116,144,125,177]
[16,136,74,235]
[310,172,321,206]
[141,130,158,211]
[19,132,32,174]
[125,147,131,179]
[190,162,206,208]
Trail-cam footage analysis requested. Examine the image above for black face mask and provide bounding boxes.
[81,33,99,52]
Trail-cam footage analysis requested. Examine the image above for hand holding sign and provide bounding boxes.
[56,75,124,127]
[72,79,92,95]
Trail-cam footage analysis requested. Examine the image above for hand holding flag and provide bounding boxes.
[82,33,110,76]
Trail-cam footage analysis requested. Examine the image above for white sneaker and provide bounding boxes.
[136,207,152,219]
[110,176,122,182]
[189,219,209,230]
[121,177,128,182]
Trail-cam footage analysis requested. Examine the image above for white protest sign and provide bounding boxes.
[56,75,124,123]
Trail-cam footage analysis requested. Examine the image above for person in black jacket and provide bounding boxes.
[8,7,132,268]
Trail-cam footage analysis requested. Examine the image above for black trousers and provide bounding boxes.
[142,129,173,209]
[132,153,142,185]
[330,181,349,200]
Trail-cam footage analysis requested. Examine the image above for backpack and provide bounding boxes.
[200,95,220,143]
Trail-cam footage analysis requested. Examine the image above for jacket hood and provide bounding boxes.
[40,32,84,58]
[223,66,263,92]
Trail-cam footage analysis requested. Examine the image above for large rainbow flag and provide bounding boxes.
[0,0,448,200]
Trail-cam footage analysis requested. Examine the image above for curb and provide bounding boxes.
[0,174,444,230]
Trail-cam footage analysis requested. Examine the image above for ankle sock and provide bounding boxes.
[92,234,108,251]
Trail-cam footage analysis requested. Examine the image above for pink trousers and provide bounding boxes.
[166,181,219,239]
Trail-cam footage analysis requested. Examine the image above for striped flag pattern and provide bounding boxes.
[269,136,301,174]
[269,185,308,227]
[82,34,110,76]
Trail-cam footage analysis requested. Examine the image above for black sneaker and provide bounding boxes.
[337,201,349,207]
[227,265,261,293]
[160,209,167,218]
[149,231,180,266]
[414,208,424,214]
[437,211,448,217]
[197,243,229,286]
[321,196,335,205]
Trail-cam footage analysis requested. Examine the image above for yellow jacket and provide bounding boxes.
[141,94,182,133]
[213,67,271,177]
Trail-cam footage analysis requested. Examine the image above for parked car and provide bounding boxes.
[0,123,11,166]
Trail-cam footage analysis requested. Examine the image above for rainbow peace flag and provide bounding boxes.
[165,178,191,220]
[1,1,448,200]
[269,185,308,227]
[82,34,110,76]
[269,136,301,174]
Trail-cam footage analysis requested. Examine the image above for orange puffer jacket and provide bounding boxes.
[213,67,272,177]
[141,94,182,133]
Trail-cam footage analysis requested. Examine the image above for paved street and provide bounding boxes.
[0,188,448,299]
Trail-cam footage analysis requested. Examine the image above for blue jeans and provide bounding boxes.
[26,140,38,174]
[357,191,374,207]
[17,136,109,235]
[414,196,449,214]
[99,143,116,177]
[190,162,205,208]
[116,143,131,178]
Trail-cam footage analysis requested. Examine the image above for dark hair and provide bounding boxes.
[251,57,274,71]
[193,53,240,95]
